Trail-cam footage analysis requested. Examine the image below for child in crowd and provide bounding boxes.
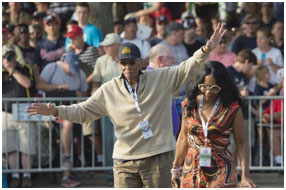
[252,27,283,85]
[253,65,275,111]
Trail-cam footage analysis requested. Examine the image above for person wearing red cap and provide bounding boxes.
[64,24,99,89]
[65,24,101,168]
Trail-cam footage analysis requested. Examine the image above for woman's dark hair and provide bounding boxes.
[186,61,243,117]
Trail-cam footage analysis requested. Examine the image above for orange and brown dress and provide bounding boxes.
[180,99,240,188]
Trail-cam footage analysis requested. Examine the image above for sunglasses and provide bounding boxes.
[119,60,136,66]
[245,22,258,25]
[198,84,222,93]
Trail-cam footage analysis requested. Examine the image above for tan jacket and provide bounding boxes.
[57,48,209,160]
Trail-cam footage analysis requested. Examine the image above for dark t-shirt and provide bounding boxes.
[227,66,248,90]
[149,36,163,47]
[260,18,278,30]
[76,43,99,77]
[227,66,249,119]
[20,46,35,67]
[34,36,65,72]
[253,82,274,109]
[231,35,257,55]
[184,40,205,57]
[2,63,35,112]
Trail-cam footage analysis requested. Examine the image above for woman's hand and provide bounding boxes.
[240,175,257,188]
[171,173,180,188]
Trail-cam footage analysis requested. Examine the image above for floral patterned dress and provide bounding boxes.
[180,99,239,188]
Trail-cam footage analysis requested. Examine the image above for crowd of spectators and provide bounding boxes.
[2,2,284,188]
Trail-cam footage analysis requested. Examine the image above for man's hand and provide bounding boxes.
[26,103,58,116]
[204,23,227,52]
[57,84,69,90]
[3,59,16,72]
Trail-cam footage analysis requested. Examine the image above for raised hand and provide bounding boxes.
[26,103,58,116]
[205,23,227,52]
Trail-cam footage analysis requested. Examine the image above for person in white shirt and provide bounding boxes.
[252,27,283,85]
[121,16,151,61]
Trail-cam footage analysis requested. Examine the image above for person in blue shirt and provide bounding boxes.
[65,3,103,55]
[231,14,260,54]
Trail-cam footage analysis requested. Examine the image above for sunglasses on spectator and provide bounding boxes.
[198,84,222,93]
[245,22,258,25]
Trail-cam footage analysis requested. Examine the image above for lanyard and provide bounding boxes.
[124,79,143,121]
[199,96,220,145]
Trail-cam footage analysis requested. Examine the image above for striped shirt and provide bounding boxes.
[76,43,99,77]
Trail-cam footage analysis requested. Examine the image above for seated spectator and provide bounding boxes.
[37,53,88,187]
[271,20,284,58]
[206,34,236,68]
[262,75,284,166]
[149,15,169,47]
[260,2,278,29]
[2,45,35,188]
[182,16,205,57]
[34,13,65,86]
[29,24,43,48]
[121,16,151,61]
[113,18,124,36]
[17,24,35,68]
[65,3,104,55]
[159,22,188,65]
[232,13,260,54]
[252,27,283,85]
[7,2,31,26]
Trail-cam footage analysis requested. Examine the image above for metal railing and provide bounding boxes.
[2,96,284,173]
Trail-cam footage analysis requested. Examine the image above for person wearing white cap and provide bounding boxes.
[87,33,122,169]
[92,33,122,93]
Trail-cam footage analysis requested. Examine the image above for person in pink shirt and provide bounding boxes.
[206,35,236,68]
